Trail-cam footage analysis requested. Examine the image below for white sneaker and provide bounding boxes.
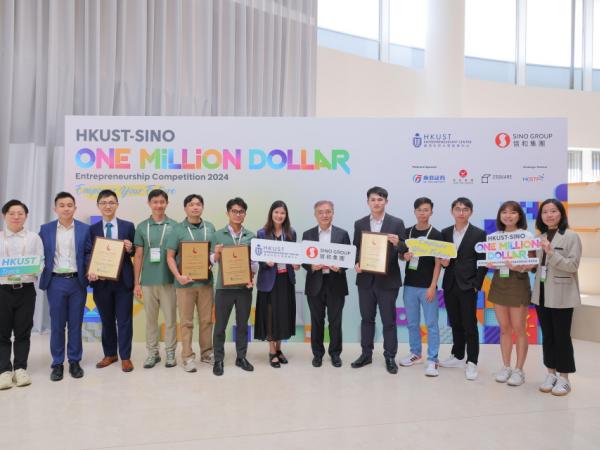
[13,369,32,387]
[0,371,13,390]
[424,361,439,377]
[182,357,197,373]
[551,377,571,396]
[399,353,422,367]
[507,368,525,387]
[539,373,558,393]
[439,355,465,368]
[495,366,512,383]
[200,353,215,365]
[465,362,478,381]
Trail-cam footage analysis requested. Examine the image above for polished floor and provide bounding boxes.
[2,335,600,450]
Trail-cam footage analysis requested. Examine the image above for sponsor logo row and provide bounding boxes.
[411,168,548,185]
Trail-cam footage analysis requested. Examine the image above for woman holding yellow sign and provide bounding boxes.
[487,201,537,388]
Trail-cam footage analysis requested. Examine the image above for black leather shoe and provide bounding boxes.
[50,364,64,382]
[69,361,84,378]
[269,353,281,368]
[351,353,372,368]
[213,361,224,376]
[312,355,323,367]
[276,350,288,364]
[385,357,398,374]
[331,355,342,368]
[235,358,254,372]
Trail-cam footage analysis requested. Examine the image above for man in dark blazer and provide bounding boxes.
[439,197,487,381]
[352,186,407,374]
[87,190,136,373]
[39,192,92,381]
[302,200,351,368]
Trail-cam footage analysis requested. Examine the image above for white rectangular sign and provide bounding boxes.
[251,239,356,269]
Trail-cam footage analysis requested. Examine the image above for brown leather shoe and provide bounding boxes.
[96,356,118,368]
[121,360,134,372]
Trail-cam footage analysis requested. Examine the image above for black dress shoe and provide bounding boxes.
[351,353,372,368]
[235,358,254,372]
[269,353,281,368]
[50,364,64,382]
[69,361,84,378]
[385,357,398,374]
[276,350,288,364]
[331,355,342,368]
[213,361,224,376]
[312,355,323,367]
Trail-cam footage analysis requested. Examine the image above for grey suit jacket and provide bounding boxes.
[531,229,582,309]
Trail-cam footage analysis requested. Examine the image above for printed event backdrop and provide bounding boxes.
[64,116,567,346]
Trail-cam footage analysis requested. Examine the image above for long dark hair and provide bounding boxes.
[263,200,293,241]
[535,198,569,234]
[496,201,527,231]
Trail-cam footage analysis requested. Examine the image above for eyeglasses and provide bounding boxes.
[453,207,471,214]
[316,210,333,216]
[98,201,118,207]
[229,209,246,216]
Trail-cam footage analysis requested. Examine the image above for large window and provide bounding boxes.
[389,0,427,68]
[568,150,583,182]
[594,0,600,89]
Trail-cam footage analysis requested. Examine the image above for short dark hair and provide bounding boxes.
[451,197,473,210]
[366,186,388,199]
[535,198,569,234]
[414,197,433,210]
[226,197,248,212]
[2,199,29,215]
[496,201,527,231]
[147,189,168,202]
[184,194,204,207]
[54,192,75,205]
[97,189,118,203]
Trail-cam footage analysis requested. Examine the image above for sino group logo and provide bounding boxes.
[495,132,511,148]
[306,247,318,259]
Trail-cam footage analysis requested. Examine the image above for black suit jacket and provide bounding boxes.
[353,214,407,289]
[302,225,351,297]
[89,218,136,289]
[441,223,487,291]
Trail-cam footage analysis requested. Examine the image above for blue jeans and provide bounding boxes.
[402,286,439,362]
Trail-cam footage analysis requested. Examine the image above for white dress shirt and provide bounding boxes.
[102,218,118,238]
[0,228,44,284]
[453,223,470,250]
[53,221,77,272]
[319,225,332,274]
[369,214,385,233]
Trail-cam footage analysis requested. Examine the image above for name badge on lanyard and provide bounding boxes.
[540,266,547,283]
[499,266,510,278]
[148,221,167,264]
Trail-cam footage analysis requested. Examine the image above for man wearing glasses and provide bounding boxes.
[439,197,487,381]
[88,190,136,372]
[210,198,257,376]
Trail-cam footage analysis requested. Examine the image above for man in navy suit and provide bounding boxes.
[302,200,351,368]
[39,192,92,381]
[439,197,487,381]
[87,190,136,373]
[352,186,407,374]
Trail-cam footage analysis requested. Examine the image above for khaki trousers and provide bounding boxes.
[142,284,177,354]
[176,285,214,360]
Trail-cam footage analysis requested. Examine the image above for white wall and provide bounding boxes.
[316,47,600,149]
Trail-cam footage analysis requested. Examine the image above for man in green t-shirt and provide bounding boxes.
[133,189,177,369]
[166,194,216,373]
[210,197,257,376]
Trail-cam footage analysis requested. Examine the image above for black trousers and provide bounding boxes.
[444,284,479,364]
[213,288,252,362]
[307,275,345,358]
[536,284,575,373]
[358,285,399,358]
[93,282,134,360]
[0,284,36,373]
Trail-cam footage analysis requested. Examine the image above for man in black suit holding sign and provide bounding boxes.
[302,200,351,368]
[439,197,487,381]
[352,186,407,374]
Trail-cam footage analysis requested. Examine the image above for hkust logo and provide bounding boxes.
[411,132,472,149]
[254,244,263,257]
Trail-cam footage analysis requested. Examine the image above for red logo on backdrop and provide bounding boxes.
[495,132,511,148]
[459,169,468,178]
[306,247,318,259]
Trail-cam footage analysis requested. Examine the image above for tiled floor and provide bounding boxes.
[2,335,599,450]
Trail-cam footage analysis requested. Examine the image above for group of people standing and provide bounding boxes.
[0,186,581,397]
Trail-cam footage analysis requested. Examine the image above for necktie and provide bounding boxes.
[106,222,113,239]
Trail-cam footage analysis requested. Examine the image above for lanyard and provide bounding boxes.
[228,226,244,245]
[147,221,167,248]
[187,224,207,241]
[409,225,432,239]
